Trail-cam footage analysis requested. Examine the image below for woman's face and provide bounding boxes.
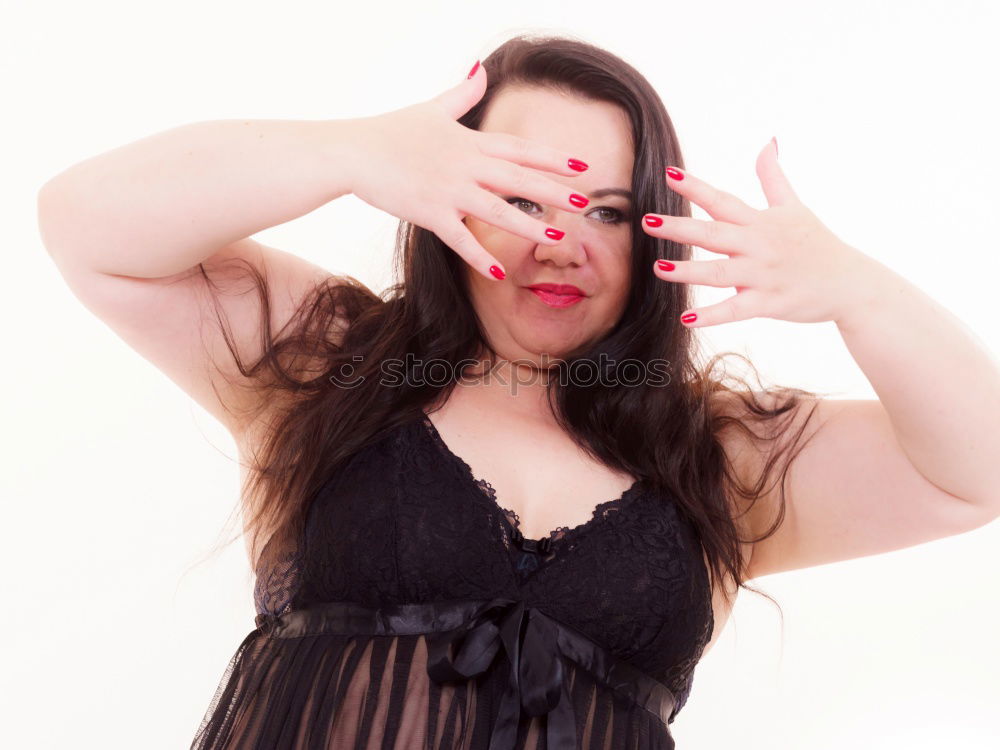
[463,85,635,369]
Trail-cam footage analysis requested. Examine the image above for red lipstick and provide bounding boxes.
[526,283,587,308]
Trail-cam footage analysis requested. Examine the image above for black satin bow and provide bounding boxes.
[425,598,576,750]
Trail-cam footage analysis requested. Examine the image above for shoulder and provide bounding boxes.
[708,388,817,567]
[710,387,815,453]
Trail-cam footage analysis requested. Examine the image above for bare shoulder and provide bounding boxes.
[708,388,812,570]
[711,390,995,580]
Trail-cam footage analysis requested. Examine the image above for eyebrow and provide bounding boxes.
[589,188,632,201]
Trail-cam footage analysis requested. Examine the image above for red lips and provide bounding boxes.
[526,283,587,297]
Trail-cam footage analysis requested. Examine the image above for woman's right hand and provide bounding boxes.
[342,61,592,281]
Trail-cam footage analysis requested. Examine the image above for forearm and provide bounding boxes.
[835,255,1000,510]
[37,117,363,278]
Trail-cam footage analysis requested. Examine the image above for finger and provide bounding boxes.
[457,188,567,246]
[679,289,764,328]
[642,214,747,256]
[663,166,758,225]
[755,138,799,207]
[476,157,592,215]
[437,217,507,281]
[473,130,590,176]
[653,258,751,289]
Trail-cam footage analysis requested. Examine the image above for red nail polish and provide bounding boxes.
[567,158,589,172]
[665,167,684,181]
[681,312,697,324]
[467,60,480,79]
[644,215,663,227]
[569,193,589,207]
[657,260,675,271]
[545,227,565,240]
[489,264,505,280]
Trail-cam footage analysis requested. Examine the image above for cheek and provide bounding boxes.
[605,268,633,316]
[607,255,632,298]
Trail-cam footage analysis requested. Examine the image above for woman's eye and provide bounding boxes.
[508,197,538,214]
[505,197,627,225]
[594,207,628,224]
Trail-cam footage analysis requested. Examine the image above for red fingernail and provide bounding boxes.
[569,193,589,207]
[644,215,663,227]
[567,158,589,172]
[489,264,505,280]
[657,260,675,271]
[681,312,697,324]
[665,167,684,181]
[467,60,480,79]
[545,227,565,240]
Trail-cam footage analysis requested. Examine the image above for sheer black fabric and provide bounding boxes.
[191,414,715,749]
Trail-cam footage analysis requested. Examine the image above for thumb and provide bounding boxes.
[431,60,488,121]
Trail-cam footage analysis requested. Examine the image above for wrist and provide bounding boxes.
[313,116,370,200]
[833,253,898,334]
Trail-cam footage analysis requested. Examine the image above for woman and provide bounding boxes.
[38,34,999,750]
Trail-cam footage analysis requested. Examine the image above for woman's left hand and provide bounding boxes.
[643,139,884,328]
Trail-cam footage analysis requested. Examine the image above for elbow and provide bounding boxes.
[37,179,77,262]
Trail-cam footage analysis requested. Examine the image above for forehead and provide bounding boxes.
[480,85,634,184]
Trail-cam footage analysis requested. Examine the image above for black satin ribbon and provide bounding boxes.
[424,599,572,750]
[254,598,676,750]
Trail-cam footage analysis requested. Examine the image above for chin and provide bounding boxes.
[513,334,591,364]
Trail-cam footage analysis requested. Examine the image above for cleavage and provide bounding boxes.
[421,411,639,542]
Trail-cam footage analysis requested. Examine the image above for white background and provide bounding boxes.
[3,1,999,748]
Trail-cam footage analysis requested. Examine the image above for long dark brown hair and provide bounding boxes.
[193,32,824,618]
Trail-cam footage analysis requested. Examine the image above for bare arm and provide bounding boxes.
[37,118,366,440]
[37,118,361,276]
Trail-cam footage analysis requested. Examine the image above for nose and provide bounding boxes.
[533,216,588,266]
